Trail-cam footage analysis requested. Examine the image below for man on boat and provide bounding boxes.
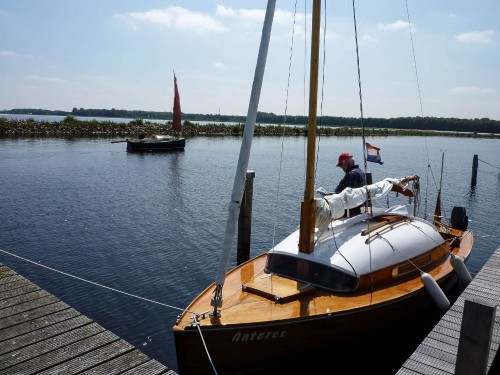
[331,152,366,217]
[335,152,365,192]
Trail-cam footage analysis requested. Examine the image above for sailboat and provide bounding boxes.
[126,73,185,152]
[172,1,473,374]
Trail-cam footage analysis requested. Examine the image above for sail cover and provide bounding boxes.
[173,73,182,132]
[315,178,411,229]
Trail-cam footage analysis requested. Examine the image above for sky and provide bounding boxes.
[1,0,499,120]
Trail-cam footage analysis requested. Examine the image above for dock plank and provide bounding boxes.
[397,246,500,374]
[35,338,133,375]
[77,350,152,375]
[0,301,73,330]
[0,315,94,354]
[0,322,104,370]
[0,263,175,375]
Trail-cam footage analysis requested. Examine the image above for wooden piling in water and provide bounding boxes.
[471,154,478,189]
[237,170,255,265]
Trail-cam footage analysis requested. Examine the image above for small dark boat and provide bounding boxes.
[116,73,185,152]
[126,134,185,152]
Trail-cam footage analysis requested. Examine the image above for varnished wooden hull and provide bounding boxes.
[174,277,461,374]
[173,230,473,374]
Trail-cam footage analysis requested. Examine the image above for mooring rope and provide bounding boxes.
[479,158,500,170]
[0,247,193,314]
[193,314,219,375]
[0,246,220,372]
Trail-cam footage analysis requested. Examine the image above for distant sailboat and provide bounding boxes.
[172,1,473,374]
[172,73,182,133]
[126,73,185,152]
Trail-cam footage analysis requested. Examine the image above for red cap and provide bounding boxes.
[336,152,353,167]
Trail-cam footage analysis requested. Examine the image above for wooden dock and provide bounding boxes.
[0,262,177,375]
[3,245,500,375]
[397,246,500,374]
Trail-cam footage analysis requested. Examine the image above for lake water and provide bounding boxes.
[0,135,499,373]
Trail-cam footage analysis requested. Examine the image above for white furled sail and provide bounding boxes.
[315,178,414,229]
[211,0,276,313]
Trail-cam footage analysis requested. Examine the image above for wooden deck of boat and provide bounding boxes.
[397,246,500,374]
[0,262,176,375]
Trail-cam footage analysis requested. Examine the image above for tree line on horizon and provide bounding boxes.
[2,107,500,134]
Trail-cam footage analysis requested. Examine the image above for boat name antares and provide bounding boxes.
[231,330,287,343]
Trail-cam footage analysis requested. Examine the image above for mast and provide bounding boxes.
[298,0,321,253]
[211,0,276,317]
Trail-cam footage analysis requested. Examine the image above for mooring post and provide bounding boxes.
[366,172,373,185]
[365,172,373,212]
[471,154,478,189]
[455,298,496,375]
[237,170,255,265]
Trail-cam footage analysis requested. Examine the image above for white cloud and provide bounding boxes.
[0,49,20,57]
[274,9,301,26]
[213,62,228,70]
[361,34,377,43]
[216,5,294,26]
[237,8,266,24]
[25,74,68,83]
[216,5,236,17]
[217,6,265,24]
[450,86,494,95]
[116,6,228,34]
[1,50,35,59]
[377,20,413,31]
[455,30,494,44]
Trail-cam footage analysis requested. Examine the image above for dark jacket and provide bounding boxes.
[334,165,366,194]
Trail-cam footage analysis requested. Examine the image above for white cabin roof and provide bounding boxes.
[269,205,445,278]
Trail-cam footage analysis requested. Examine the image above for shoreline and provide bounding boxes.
[1,118,499,139]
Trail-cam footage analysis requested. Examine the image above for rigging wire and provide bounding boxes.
[270,0,299,250]
[314,0,328,178]
[351,0,367,174]
[304,0,307,116]
[405,0,424,118]
[302,1,308,182]
[351,0,375,303]
[404,0,435,220]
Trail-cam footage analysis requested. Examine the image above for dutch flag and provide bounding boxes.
[366,143,384,164]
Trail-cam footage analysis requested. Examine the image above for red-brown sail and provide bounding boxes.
[172,73,182,132]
